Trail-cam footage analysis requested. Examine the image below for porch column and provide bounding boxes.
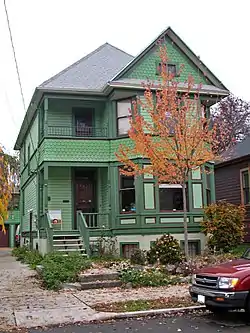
[9,224,15,248]
[43,163,49,212]
[44,98,49,136]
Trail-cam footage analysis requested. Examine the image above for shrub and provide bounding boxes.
[40,252,92,290]
[90,234,118,258]
[147,234,183,265]
[201,201,246,253]
[130,249,146,266]
[119,267,181,287]
[12,246,43,268]
[12,246,29,261]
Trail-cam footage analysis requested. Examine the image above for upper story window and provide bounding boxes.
[117,100,131,136]
[241,169,250,205]
[156,62,178,77]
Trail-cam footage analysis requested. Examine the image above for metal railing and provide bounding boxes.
[77,211,90,257]
[44,126,108,138]
[44,213,54,252]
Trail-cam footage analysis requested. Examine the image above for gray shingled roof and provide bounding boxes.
[39,43,134,91]
[219,136,250,163]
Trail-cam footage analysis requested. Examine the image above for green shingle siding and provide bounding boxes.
[123,37,209,85]
[21,177,37,232]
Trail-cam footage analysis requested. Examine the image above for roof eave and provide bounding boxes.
[215,154,250,168]
[108,82,229,96]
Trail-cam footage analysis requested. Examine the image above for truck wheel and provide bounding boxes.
[206,305,228,314]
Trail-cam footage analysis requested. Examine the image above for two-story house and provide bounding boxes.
[14,27,229,257]
[215,137,250,242]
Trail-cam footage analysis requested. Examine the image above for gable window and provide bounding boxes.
[159,184,188,211]
[157,62,178,77]
[117,100,131,136]
[120,174,135,213]
[241,169,250,205]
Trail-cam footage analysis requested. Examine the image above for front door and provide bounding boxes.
[75,177,95,228]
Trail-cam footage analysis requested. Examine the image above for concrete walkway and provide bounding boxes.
[0,249,112,329]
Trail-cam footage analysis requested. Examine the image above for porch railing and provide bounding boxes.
[44,126,108,138]
[44,212,54,252]
[84,213,110,229]
[77,211,90,257]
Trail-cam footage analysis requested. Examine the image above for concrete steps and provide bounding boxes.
[52,232,86,255]
[71,272,122,290]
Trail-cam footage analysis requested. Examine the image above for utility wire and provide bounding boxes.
[4,0,26,111]
[3,0,39,169]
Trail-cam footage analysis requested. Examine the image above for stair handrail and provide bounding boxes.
[77,211,90,257]
[44,212,54,252]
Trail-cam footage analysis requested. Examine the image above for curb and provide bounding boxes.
[99,305,206,321]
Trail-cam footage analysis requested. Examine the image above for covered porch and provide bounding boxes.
[39,164,110,232]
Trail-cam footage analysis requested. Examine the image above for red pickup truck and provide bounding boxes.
[189,248,250,313]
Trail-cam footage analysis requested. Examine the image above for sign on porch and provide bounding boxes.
[48,210,62,225]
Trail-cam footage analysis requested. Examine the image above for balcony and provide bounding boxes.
[43,126,108,138]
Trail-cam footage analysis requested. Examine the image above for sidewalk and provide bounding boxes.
[0,249,190,329]
[0,249,113,329]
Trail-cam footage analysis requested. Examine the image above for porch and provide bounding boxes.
[40,166,110,232]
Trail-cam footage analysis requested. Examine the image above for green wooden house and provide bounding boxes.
[14,27,229,256]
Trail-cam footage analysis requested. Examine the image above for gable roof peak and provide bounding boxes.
[111,26,228,91]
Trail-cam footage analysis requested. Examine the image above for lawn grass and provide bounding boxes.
[93,296,195,313]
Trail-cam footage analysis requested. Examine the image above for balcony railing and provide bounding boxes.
[44,126,108,138]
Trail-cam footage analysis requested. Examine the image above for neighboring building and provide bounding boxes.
[0,187,20,248]
[14,27,229,256]
[215,137,250,242]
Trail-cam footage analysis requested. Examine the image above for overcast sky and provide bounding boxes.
[0,0,249,153]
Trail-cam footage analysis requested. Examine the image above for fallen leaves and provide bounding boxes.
[93,296,195,313]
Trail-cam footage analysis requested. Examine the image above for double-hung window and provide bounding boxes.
[241,169,250,205]
[117,100,132,136]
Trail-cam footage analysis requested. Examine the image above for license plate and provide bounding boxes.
[197,295,205,304]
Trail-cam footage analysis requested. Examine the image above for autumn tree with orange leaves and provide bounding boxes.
[116,45,229,260]
[0,144,13,235]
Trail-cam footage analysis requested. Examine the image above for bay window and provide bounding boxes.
[159,184,188,211]
[120,174,135,213]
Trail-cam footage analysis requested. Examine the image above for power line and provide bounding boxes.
[4,0,26,111]
[3,0,39,168]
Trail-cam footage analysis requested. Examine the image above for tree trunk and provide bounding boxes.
[182,183,189,262]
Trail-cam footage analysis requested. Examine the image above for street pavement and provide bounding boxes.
[30,312,250,333]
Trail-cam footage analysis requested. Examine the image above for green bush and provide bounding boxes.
[119,268,181,287]
[12,246,43,268]
[201,201,246,253]
[12,247,92,290]
[147,234,183,265]
[12,246,29,261]
[130,249,146,266]
[40,252,92,290]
